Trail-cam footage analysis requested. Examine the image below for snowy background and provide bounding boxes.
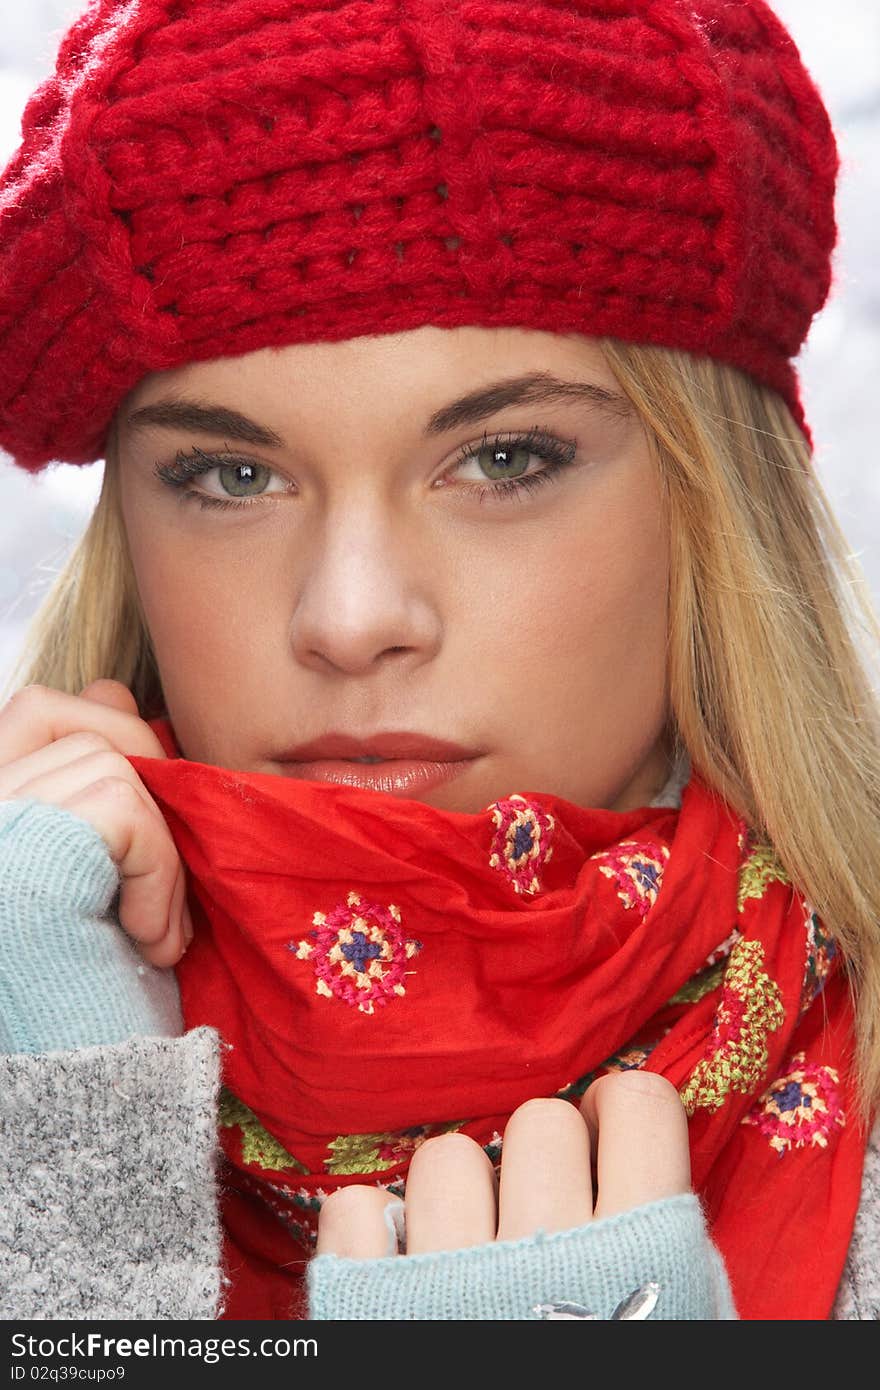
[0,1,878,693]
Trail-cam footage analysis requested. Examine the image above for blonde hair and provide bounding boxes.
[4,343,880,1113]
[2,416,165,723]
[602,341,880,1119]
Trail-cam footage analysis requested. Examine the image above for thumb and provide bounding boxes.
[79,678,141,715]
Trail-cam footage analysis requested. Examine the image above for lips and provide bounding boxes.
[276,731,481,797]
[277,732,479,763]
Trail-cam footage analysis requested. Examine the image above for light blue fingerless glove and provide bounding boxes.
[0,799,183,1053]
[307,1191,737,1320]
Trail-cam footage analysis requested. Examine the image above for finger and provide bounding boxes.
[6,750,168,822]
[5,743,166,819]
[496,1098,593,1242]
[316,1186,403,1259]
[0,683,167,766]
[580,1070,691,1220]
[60,776,191,968]
[1,739,189,966]
[157,858,194,967]
[78,679,141,715]
[404,1132,497,1253]
[0,730,120,799]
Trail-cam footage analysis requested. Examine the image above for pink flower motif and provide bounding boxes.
[487,794,555,895]
[590,839,669,918]
[742,1052,846,1155]
[291,891,421,1015]
[799,902,838,1015]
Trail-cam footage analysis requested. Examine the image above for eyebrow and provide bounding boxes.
[125,372,633,447]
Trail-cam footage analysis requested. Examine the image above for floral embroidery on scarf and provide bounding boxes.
[218,1088,310,1173]
[602,1043,660,1073]
[484,1130,503,1165]
[667,930,742,1006]
[705,927,742,967]
[286,1185,329,1216]
[237,1171,324,1247]
[556,1070,597,1101]
[488,794,555,895]
[325,1122,463,1175]
[799,903,837,1015]
[667,962,725,1006]
[556,1039,662,1102]
[680,938,785,1115]
[323,1124,504,1179]
[590,839,669,917]
[737,828,790,913]
[290,891,422,1015]
[742,1052,846,1155]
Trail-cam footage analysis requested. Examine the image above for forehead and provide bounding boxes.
[121,325,626,418]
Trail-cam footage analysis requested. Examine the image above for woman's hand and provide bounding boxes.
[316,1071,691,1259]
[0,680,190,966]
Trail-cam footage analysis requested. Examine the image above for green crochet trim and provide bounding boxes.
[668,961,725,1005]
[737,839,789,913]
[218,1088,309,1173]
[680,939,784,1115]
[326,1122,464,1175]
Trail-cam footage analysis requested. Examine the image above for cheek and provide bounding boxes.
[464,479,670,804]
[473,484,669,693]
[571,508,668,651]
[122,513,265,691]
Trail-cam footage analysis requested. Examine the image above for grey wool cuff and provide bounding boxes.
[832,1115,880,1319]
[0,1027,224,1320]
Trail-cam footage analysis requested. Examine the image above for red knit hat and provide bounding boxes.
[0,0,839,473]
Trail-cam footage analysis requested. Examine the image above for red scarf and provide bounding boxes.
[128,720,867,1321]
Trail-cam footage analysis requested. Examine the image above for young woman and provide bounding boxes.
[0,0,877,1320]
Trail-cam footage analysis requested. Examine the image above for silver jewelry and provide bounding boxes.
[534,1281,660,1320]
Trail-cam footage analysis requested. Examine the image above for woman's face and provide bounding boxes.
[116,326,673,813]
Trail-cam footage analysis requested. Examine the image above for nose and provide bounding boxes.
[288,500,443,677]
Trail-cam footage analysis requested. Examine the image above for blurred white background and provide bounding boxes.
[0,0,878,692]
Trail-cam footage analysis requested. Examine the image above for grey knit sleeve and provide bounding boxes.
[832,1114,880,1319]
[0,1026,225,1320]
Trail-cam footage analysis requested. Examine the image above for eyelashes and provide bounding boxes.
[152,426,580,513]
[455,427,579,505]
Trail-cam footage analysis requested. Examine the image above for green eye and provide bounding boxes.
[216,462,271,497]
[475,444,531,481]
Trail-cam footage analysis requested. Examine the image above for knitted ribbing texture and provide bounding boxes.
[0,798,183,1052]
[307,1190,738,1320]
[0,0,839,471]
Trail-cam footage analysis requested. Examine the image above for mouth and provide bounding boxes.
[274,729,482,795]
[276,755,479,796]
